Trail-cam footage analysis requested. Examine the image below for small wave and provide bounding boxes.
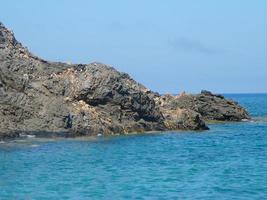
[26,135,36,138]
[19,133,27,137]
[19,133,36,138]
[30,144,40,148]
[249,117,267,123]
[0,140,5,144]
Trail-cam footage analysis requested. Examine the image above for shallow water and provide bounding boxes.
[1,94,267,199]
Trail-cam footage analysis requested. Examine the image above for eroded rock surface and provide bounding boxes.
[158,91,249,122]
[0,22,249,139]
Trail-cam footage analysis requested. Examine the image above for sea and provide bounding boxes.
[0,94,267,199]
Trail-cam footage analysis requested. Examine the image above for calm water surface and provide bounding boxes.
[1,94,267,199]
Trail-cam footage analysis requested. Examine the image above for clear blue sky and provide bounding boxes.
[1,0,267,94]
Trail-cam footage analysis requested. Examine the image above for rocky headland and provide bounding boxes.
[0,22,249,139]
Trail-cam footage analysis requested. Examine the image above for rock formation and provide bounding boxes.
[0,22,249,139]
[157,91,249,123]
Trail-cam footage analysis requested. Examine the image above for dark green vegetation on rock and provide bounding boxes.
[0,22,249,139]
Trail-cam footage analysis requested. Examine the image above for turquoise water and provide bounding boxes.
[1,94,267,199]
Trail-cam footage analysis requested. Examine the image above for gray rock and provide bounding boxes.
[0,22,249,139]
[158,91,249,122]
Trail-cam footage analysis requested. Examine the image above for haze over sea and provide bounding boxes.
[1,94,267,199]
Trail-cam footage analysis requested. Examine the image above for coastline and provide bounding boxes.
[0,22,250,140]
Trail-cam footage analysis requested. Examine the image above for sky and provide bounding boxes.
[1,0,267,94]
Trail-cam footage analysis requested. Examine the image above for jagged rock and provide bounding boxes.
[158,91,249,122]
[155,94,208,130]
[0,22,249,139]
[0,22,166,138]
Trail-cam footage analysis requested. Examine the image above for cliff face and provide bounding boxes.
[0,22,249,139]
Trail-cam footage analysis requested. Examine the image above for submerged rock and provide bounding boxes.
[0,22,249,139]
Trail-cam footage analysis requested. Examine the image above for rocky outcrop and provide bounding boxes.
[0,22,249,139]
[158,91,249,122]
[154,94,207,130]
